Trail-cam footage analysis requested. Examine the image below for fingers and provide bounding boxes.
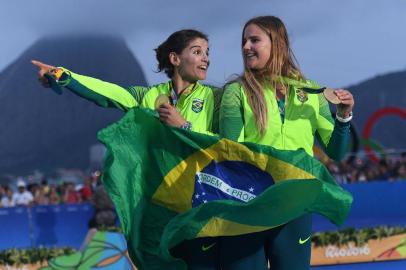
[334,89,354,105]
[31,60,44,67]
[32,60,61,89]
[32,60,53,88]
[31,60,44,68]
[157,104,184,127]
[31,60,55,70]
[334,89,352,97]
[157,103,176,114]
[156,106,171,114]
[38,70,47,77]
[157,107,172,121]
[335,89,354,117]
[158,112,170,119]
[340,99,353,105]
[159,103,172,109]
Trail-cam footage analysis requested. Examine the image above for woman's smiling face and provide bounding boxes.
[175,37,209,81]
[242,23,271,70]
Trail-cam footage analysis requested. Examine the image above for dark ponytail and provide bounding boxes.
[155,29,208,78]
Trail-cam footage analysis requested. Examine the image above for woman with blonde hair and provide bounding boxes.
[219,16,354,269]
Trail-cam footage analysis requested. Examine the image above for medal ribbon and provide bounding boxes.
[275,76,326,94]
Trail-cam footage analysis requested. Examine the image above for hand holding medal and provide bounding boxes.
[301,87,354,120]
[334,88,355,119]
[155,94,187,128]
[301,87,354,117]
[276,76,354,120]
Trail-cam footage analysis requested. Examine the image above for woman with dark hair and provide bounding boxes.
[219,16,354,269]
[32,29,221,134]
[32,29,222,269]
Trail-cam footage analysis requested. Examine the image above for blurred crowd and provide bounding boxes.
[326,152,406,184]
[0,172,99,208]
[1,152,405,208]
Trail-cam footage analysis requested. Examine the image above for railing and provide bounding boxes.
[313,180,406,231]
[1,181,406,250]
[0,203,93,250]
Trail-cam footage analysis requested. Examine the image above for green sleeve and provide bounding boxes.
[56,68,149,111]
[325,120,351,161]
[210,86,224,135]
[315,94,350,161]
[219,82,244,141]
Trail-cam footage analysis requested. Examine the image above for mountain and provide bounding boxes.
[0,35,404,174]
[0,35,147,174]
[348,70,406,151]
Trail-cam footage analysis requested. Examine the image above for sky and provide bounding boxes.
[1,0,406,88]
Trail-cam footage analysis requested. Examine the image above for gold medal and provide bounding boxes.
[154,94,170,109]
[323,88,341,104]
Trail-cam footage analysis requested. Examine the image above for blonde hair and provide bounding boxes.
[241,16,304,135]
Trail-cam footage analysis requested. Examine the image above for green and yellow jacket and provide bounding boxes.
[219,81,350,161]
[53,69,222,135]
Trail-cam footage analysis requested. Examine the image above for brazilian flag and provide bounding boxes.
[98,108,352,270]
